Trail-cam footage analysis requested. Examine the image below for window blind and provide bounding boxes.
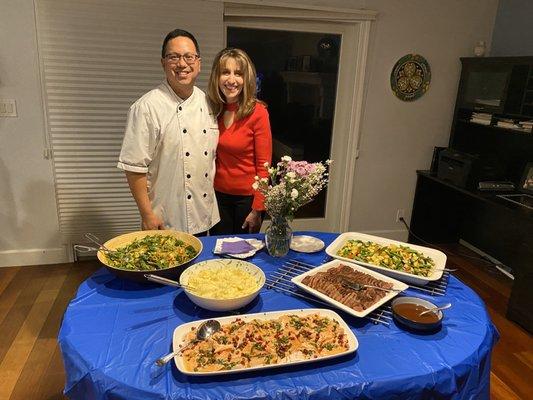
[35,0,223,244]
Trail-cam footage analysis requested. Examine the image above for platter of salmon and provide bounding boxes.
[172,308,358,375]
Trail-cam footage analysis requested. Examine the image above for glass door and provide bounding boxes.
[225,16,366,232]
[227,28,340,219]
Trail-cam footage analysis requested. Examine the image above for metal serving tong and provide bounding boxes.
[73,233,116,254]
[341,279,404,293]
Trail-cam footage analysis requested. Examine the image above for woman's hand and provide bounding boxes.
[242,210,262,233]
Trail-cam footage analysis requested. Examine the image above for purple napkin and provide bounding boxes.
[220,240,255,254]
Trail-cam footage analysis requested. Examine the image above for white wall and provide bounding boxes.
[0,0,66,266]
[0,0,500,266]
[347,0,498,239]
[492,0,533,56]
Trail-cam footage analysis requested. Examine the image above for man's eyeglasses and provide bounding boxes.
[164,53,199,64]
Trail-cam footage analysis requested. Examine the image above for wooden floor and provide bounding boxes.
[0,246,531,399]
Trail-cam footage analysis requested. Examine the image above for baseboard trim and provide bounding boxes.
[0,247,69,267]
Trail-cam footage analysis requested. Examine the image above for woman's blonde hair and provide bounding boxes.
[207,47,264,120]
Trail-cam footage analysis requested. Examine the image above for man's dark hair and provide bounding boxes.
[161,29,200,58]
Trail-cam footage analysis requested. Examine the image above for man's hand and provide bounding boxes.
[124,171,164,230]
[242,210,262,233]
[142,212,165,230]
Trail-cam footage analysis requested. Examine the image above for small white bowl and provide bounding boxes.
[179,259,265,312]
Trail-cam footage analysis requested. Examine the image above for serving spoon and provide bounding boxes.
[155,319,222,366]
[419,302,452,316]
[342,279,405,293]
[144,274,197,292]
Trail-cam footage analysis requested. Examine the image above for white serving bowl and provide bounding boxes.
[179,258,265,312]
[325,232,446,286]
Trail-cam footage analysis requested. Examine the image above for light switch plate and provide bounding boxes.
[0,99,17,117]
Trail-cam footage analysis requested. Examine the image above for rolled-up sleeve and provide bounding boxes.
[117,102,157,173]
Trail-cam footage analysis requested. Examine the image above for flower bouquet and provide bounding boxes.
[253,156,331,257]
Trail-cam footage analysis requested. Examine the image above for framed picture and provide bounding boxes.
[520,162,533,194]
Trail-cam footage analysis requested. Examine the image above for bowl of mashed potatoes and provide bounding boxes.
[179,259,265,311]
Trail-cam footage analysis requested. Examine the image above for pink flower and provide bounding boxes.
[253,156,331,219]
[287,161,316,177]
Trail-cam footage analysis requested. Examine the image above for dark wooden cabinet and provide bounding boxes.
[411,172,533,333]
[454,56,533,118]
[410,57,533,332]
[450,57,533,184]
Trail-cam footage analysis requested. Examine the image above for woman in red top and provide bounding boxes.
[207,48,272,234]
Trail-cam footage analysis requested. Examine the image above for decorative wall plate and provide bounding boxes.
[390,54,431,101]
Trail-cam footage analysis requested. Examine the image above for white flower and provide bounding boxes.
[252,182,259,190]
[254,175,259,181]
[256,156,330,220]
[291,189,299,199]
[264,162,269,168]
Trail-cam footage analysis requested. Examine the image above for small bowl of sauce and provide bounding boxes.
[392,296,444,331]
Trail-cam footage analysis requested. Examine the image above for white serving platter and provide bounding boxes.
[291,259,409,318]
[290,235,325,253]
[325,232,446,286]
[172,308,358,375]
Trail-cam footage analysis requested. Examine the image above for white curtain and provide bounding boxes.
[35,0,223,244]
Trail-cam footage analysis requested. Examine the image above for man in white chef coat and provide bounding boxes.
[118,29,220,235]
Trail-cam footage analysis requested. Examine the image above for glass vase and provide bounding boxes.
[265,215,293,257]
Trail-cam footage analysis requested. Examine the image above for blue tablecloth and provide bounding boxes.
[59,232,499,400]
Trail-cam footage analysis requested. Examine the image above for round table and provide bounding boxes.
[59,232,498,399]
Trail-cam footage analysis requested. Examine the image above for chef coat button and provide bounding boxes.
[204,151,208,156]
[186,174,191,179]
[187,194,192,200]
[178,106,182,111]
[203,129,206,133]
[185,152,190,156]
[204,173,208,177]
[203,193,207,198]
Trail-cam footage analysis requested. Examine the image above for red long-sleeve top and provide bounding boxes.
[214,102,272,210]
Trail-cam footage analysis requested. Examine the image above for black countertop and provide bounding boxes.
[417,171,533,218]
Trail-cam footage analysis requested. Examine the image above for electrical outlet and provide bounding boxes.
[0,99,17,117]
[396,209,405,223]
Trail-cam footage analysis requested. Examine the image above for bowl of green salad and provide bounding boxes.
[96,230,202,283]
